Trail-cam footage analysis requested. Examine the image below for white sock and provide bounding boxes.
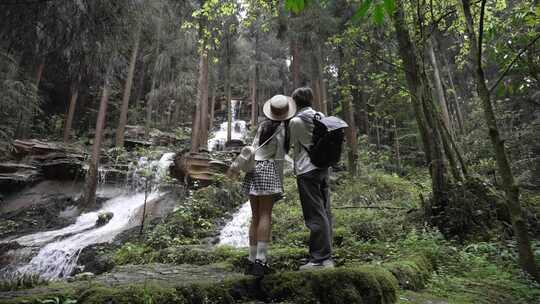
[256,241,268,262]
[248,245,257,262]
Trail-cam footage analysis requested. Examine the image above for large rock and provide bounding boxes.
[76,243,115,276]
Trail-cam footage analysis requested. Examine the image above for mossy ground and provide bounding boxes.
[2,163,540,303]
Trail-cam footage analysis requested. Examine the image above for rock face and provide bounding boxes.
[76,243,115,275]
[0,140,87,195]
[0,194,77,239]
[0,163,40,194]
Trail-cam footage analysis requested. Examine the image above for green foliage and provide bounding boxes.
[0,273,49,292]
[113,243,158,265]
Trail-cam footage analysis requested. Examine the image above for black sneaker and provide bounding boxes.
[244,259,255,275]
[251,259,271,277]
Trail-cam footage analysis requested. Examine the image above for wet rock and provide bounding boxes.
[76,243,115,276]
[0,194,76,239]
[40,157,85,180]
[96,212,114,226]
[0,170,41,195]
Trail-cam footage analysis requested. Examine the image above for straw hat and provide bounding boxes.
[262,95,297,121]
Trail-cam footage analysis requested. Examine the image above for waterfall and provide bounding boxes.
[204,99,251,247]
[3,153,175,279]
[207,99,248,151]
[217,201,251,247]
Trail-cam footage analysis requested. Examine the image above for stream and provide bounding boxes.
[1,153,175,279]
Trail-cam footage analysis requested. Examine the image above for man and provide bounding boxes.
[289,87,334,269]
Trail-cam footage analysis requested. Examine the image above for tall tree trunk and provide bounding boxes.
[116,23,142,147]
[199,51,210,150]
[209,86,216,132]
[63,78,80,142]
[226,48,232,142]
[427,38,452,132]
[394,119,401,171]
[440,49,465,133]
[343,93,358,176]
[81,68,112,209]
[34,59,45,88]
[254,29,261,123]
[191,50,209,152]
[291,39,300,90]
[338,48,358,176]
[461,0,539,282]
[250,76,257,127]
[145,5,163,134]
[393,0,449,217]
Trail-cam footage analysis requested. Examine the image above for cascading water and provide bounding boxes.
[205,99,251,247]
[2,153,175,279]
[208,100,248,151]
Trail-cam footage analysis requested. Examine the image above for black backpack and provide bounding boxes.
[299,112,349,168]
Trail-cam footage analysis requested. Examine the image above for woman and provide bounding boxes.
[234,95,295,276]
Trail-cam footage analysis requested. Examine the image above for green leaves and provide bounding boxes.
[351,0,396,25]
[373,4,385,25]
[383,0,396,16]
[352,0,373,23]
[285,0,308,14]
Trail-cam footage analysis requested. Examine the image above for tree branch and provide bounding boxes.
[489,33,540,94]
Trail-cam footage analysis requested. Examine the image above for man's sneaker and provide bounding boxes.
[299,259,335,270]
[251,259,271,277]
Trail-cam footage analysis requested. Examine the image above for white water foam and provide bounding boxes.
[217,201,251,247]
[208,100,248,151]
[8,152,175,279]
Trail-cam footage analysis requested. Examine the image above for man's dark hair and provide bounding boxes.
[292,87,313,108]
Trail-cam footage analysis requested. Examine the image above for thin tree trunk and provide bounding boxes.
[63,78,80,142]
[145,5,163,134]
[209,86,216,132]
[441,51,465,132]
[427,38,452,132]
[461,0,539,282]
[393,0,448,217]
[343,93,358,176]
[250,76,257,126]
[226,48,232,142]
[139,178,149,237]
[291,39,300,89]
[82,67,112,209]
[35,59,45,88]
[116,23,142,147]
[338,48,358,176]
[254,30,261,123]
[394,119,401,171]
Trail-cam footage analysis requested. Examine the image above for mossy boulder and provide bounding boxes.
[1,264,400,304]
[385,255,433,290]
[96,211,114,226]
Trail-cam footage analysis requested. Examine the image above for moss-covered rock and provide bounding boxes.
[0,264,400,304]
[385,255,433,290]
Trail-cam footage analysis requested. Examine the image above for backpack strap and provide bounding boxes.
[254,124,283,152]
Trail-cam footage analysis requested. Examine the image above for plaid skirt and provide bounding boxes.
[242,160,283,198]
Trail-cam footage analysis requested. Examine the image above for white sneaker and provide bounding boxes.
[299,259,335,270]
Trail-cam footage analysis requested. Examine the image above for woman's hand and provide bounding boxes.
[226,167,240,180]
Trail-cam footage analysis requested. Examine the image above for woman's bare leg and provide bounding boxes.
[249,196,259,246]
[256,195,274,242]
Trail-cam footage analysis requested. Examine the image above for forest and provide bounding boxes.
[0,0,539,303]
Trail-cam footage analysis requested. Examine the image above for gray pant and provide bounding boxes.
[297,168,332,263]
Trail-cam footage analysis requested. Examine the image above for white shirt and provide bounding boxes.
[252,121,286,181]
[289,107,320,175]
